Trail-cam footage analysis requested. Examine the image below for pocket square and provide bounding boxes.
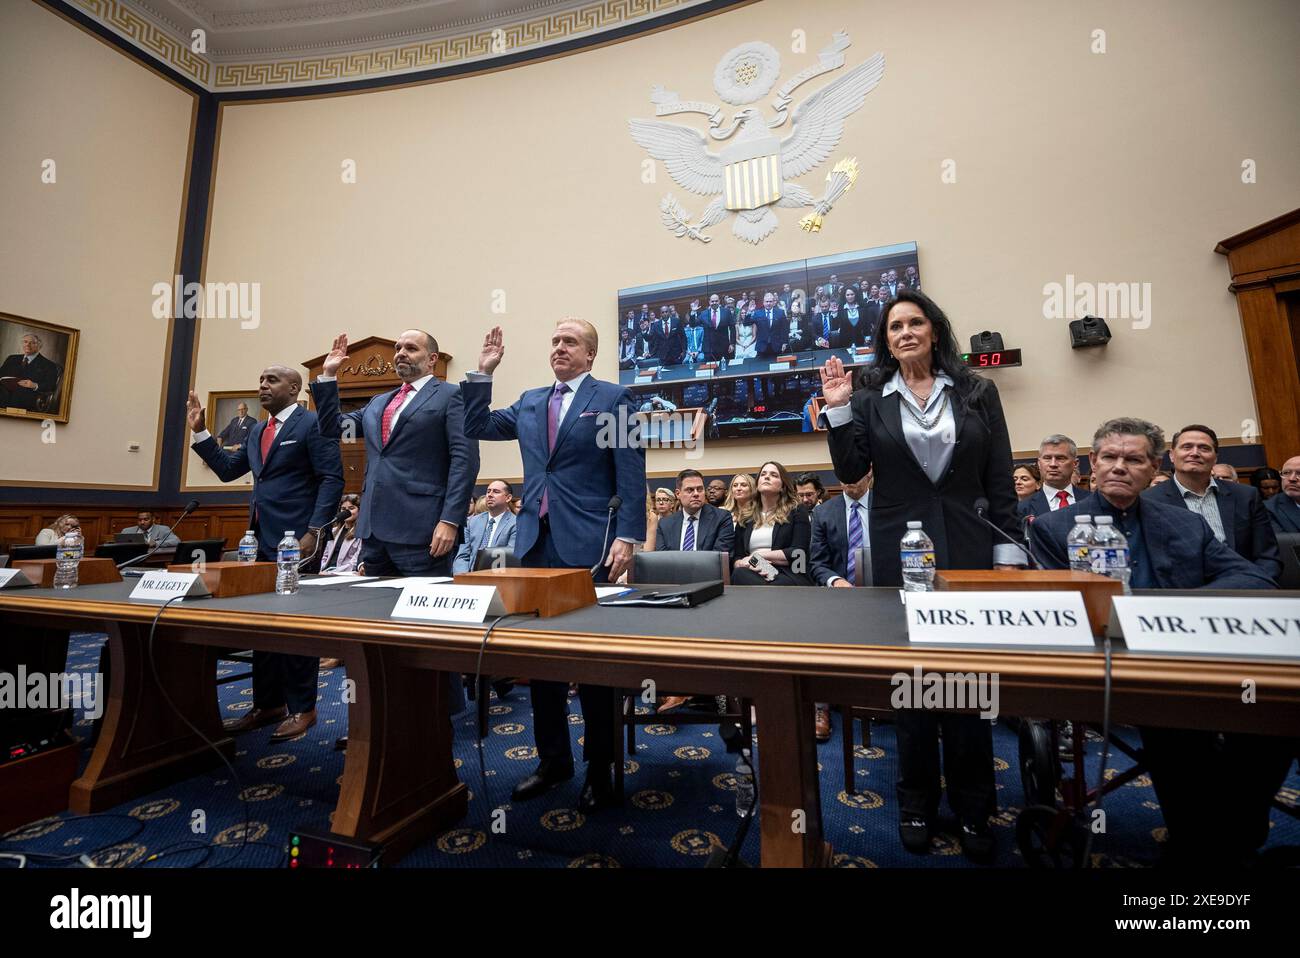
[579,410,598,418]
[278,439,298,445]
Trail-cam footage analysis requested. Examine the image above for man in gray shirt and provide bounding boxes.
[119,510,179,547]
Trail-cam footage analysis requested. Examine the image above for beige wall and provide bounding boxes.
[0,0,195,488]
[190,0,1300,490]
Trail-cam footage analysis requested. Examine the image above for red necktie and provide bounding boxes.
[260,415,277,461]
[1055,490,1070,509]
[381,383,413,445]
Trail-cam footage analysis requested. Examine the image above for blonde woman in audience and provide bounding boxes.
[36,515,79,546]
[653,487,678,517]
[723,473,757,529]
[644,491,659,551]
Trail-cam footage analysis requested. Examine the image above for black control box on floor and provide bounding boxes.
[287,826,383,869]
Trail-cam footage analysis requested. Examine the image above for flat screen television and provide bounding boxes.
[616,242,920,439]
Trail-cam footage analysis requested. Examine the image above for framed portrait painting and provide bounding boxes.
[0,312,79,423]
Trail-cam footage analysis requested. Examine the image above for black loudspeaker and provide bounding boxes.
[1069,315,1112,348]
[969,330,1004,352]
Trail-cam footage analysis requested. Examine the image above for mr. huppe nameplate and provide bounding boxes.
[390,584,506,623]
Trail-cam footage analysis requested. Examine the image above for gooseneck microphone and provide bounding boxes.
[973,497,1042,569]
[589,495,623,578]
[118,499,201,569]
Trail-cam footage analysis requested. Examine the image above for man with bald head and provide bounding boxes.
[311,329,475,579]
[187,363,343,741]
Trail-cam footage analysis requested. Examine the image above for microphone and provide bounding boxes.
[119,500,201,569]
[589,495,623,578]
[973,497,1041,570]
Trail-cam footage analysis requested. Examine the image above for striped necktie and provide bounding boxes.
[846,501,864,586]
[683,514,696,551]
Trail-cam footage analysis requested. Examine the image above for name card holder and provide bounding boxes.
[1108,595,1300,658]
[455,567,596,617]
[905,591,1095,647]
[694,368,715,378]
[850,347,875,362]
[767,361,794,372]
[391,584,506,624]
[129,570,211,602]
[166,560,276,598]
[0,569,34,590]
[635,367,660,383]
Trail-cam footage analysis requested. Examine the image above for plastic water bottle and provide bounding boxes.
[900,521,936,592]
[1066,516,1094,573]
[53,529,83,589]
[276,531,300,595]
[1089,516,1131,594]
[733,751,755,818]
[237,530,258,563]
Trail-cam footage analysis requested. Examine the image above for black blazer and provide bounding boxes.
[1265,493,1300,534]
[826,376,1020,587]
[730,504,812,583]
[1142,478,1281,582]
[1018,484,1091,518]
[655,503,735,553]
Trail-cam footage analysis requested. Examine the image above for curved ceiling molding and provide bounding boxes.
[64,0,723,92]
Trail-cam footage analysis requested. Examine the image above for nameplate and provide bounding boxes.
[905,591,1095,646]
[129,570,210,602]
[1109,596,1300,658]
[390,584,506,623]
[767,361,793,372]
[694,369,714,378]
[0,569,33,589]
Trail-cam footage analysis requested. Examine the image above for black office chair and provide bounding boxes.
[472,547,520,572]
[617,550,748,798]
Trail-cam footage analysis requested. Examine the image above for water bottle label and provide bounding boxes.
[901,549,935,570]
[239,544,257,559]
[57,545,82,562]
[1071,545,1090,565]
[279,548,300,564]
[1089,547,1128,574]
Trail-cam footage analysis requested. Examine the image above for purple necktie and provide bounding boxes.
[846,501,864,586]
[539,382,570,518]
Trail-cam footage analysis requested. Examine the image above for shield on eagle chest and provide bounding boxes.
[721,135,781,211]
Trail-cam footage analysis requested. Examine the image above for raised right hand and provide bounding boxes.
[186,390,206,433]
[819,356,852,407]
[323,332,349,377]
[478,326,504,374]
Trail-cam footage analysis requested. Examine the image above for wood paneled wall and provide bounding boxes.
[0,503,252,553]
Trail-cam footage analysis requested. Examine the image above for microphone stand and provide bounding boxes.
[973,499,1043,570]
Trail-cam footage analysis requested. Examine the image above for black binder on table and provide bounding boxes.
[598,579,724,608]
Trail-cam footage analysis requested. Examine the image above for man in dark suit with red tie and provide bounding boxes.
[701,293,734,363]
[1018,434,1090,518]
[188,366,343,741]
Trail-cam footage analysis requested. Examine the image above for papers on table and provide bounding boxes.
[595,587,635,599]
[351,576,454,589]
[299,575,379,586]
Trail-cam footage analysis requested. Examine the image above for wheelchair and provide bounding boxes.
[1013,717,1146,868]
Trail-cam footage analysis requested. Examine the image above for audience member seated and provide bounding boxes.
[643,492,660,551]
[705,478,728,507]
[119,510,180,547]
[1149,470,1172,485]
[1250,466,1282,501]
[794,472,825,509]
[1142,424,1281,582]
[808,468,873,742]
[1264,455,1300,532]
[319,494,362,574]
[35,514,80,546]
[730,461,812,587]
[1018,434,1088,518]
[453,479,517,573]
[1211,463,1238,482]
[1031,417,1287,866]
[1013,463,1042,501]
[723,472,757,531]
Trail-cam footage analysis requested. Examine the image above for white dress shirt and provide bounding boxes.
[315,372,433,432]
[1040,482,1076,510]
[193,402,295,445]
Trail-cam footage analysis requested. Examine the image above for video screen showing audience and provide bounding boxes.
[619,243,921,436]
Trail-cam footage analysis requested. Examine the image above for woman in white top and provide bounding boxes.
[35,514,80,546]
[729,461,811,586]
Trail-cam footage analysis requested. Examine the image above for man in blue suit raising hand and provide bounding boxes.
[461,320,646,811]
[188,366,343,741]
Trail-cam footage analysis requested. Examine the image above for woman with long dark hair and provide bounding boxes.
[819,288,1024,863]
[730,460,812,586]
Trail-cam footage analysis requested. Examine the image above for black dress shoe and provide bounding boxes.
[959,823,995,864]
[511,762,574,802]
[577,765,619,813]
[491,679,515,701]
[899,818,931,855]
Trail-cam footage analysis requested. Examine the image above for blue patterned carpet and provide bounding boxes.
[4,632,1297,868]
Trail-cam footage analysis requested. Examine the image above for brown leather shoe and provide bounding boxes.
[270,709,317,742]
[815,706,832,743]
[223,706,287,734]
[657,695,690,713]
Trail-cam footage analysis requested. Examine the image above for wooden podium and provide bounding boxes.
[454,567,596,617]
[935,569,1122,636]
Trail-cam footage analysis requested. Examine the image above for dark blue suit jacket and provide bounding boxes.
[748,307,785,357]
[1265,493,1300,534]
[1017,484,1091,518]
[809,492,871,586]
[654,504,735,553]
[1029,495,1275,590]
[193,405,344,558]
[310,378,475,546]
[1142,478,1281,583]
[461,375,646,568]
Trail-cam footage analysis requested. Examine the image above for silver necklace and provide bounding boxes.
[900,388,948,430]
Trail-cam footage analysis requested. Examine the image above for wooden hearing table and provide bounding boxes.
[2,582,1298,867]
